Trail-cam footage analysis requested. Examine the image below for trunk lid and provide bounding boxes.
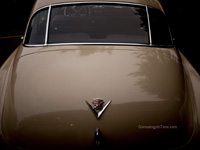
[2,45,192,149]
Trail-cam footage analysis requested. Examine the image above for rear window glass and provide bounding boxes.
[24,3,173,47]
[48,4,149,44]
[24,8,48,45]
[148,7,172,46]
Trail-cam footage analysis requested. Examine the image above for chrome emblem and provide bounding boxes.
[86,98,112,120]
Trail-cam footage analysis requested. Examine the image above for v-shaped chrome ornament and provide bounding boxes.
[85,99,112,120]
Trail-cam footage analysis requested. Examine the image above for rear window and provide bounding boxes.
[24,3,173,47]
[48,4,149,44]
[148,7,172,46]
[24,7,48,45]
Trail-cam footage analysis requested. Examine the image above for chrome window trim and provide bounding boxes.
[24,43,148,47]
[23,1,153,47]
[146,6,152,45]
[44,5,52,46]
[51,1,146,7]
[24,43,174,48]
[48,42,148,46]
[24,44,46,47]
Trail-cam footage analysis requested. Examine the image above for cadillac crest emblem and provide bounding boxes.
[85,98,112,120]
[93,98,104,110]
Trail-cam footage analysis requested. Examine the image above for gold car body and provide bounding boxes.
[32,0,163,11]
[0,0,200,149]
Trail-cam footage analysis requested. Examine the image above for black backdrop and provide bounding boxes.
[0,0,199,74]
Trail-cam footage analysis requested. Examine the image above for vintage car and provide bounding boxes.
[0,0,200,149]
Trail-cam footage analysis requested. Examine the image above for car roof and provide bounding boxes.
[32,0,163,13]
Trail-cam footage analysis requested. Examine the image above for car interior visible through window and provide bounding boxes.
[48,4,149,44]
[24,3,173,47]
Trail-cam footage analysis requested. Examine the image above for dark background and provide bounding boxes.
[0,0,199,74]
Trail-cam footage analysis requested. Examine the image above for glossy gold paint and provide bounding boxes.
[0,45,193,149]
[0,0,200,149]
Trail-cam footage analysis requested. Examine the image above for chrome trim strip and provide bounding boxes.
[48,42,148,46]
[146,6,152,45]
[24,43,149,47]
[44,5,51,46]
[24,44,45,47]
[24,42,174,48]
[52,1,146,7]
[24,42,148,47]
